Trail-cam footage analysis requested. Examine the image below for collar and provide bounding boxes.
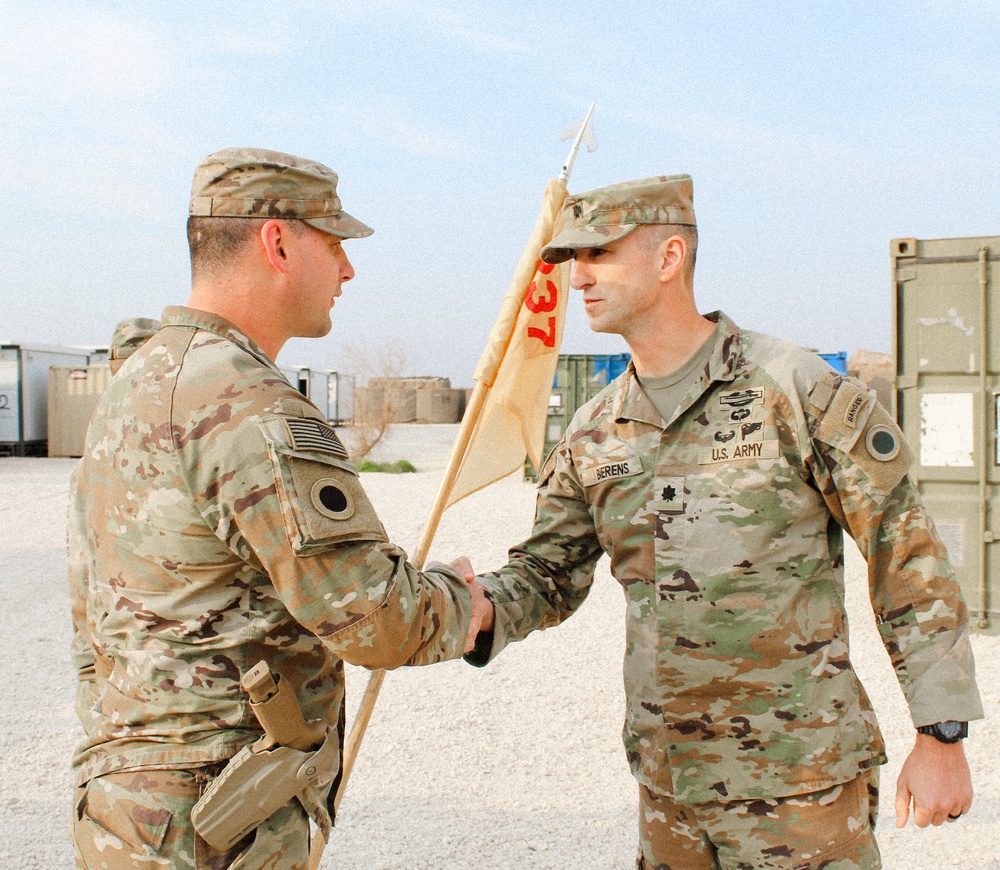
[161,306,281,374]
[612,311,743,426]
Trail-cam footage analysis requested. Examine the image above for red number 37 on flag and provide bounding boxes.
[525,261,558,348]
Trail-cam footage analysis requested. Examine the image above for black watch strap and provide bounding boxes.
[917,721,968,743]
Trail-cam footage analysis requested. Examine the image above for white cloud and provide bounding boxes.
[320,0,532,57]
[324,99,474,158]
[414,3,532,57]
[183,25,288,58]
[24,161,170,221]
[0,6,166,103]
[611,107,919,186]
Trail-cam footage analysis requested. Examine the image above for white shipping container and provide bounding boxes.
[308,369,330,420]
[280,366,331,419]
[0,343,91,453]
[328,372,354,424]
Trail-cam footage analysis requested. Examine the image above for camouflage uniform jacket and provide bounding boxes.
[69,306,473,787]
[473,312,983,804]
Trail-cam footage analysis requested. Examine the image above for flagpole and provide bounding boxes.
[331,237,536,809]
[323,107,597,861]
[559,101,596,182]
[333,382,489,814]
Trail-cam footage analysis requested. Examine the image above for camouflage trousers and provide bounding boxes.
[637,768,881,870]
[72,764,319,870]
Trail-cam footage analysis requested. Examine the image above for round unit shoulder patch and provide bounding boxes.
[865,425,900,462]
[310,478,356,520]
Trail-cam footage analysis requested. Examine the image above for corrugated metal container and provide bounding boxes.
[307,370,330,420]
[819,351,848,374]
[0,343,91,455]
[416,388,462,423]
[545,353,631,445]
[278,366,323,415]
[328,372,355,425]
[47,365,113,457]
[848,349,894,411]
[279,366,305,394]
[592,352,632,385]
[892,235,1000,633]
[525,352,631,480]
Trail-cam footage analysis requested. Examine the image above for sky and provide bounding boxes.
[2,1,999,386]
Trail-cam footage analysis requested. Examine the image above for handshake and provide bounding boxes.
[433,556,494,653]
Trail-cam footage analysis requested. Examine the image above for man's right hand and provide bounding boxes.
[438,556,494,652]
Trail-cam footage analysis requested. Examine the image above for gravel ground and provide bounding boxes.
[0,423,996,868]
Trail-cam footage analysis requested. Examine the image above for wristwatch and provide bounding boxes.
[917,721,968,743]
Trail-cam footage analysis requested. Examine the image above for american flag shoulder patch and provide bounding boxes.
[284,417,349,459]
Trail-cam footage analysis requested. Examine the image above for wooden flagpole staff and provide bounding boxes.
[310,103,597,870]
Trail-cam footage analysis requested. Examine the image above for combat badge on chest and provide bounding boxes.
[699,388,778,464]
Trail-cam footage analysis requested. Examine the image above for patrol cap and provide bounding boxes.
[109,317,162,374]
[189,147,374,240]
[541,174,695,264]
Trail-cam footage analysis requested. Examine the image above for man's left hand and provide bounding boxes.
[895,734,973,827]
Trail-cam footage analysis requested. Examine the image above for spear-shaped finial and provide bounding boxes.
[558,102,597,182]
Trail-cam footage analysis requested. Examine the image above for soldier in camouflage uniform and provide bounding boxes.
[466,176,984,869]
[69,148,490,869]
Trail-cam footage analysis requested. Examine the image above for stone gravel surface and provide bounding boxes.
[1,424,996,868]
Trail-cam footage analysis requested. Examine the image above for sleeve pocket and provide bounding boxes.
[847,402,915,500]
[813,390,914,503]
[258,417,388,556]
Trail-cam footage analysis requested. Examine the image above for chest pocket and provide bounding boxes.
[258,416,388,555]
[573,444,650,538]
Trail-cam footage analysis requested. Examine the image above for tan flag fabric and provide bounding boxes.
[445,178,571,508]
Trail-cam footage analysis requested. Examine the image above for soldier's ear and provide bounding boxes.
[658,234,686,283]
[260,220,291,273]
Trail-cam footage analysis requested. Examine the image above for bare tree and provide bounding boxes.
[339,339,406,460]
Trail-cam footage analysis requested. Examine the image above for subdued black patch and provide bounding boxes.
[318,485,348,513]
[871,428,896,456]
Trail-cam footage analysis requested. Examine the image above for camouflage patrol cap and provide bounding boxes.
[189,147,374,239]
[540,174,695,264]
[109,317,162,374]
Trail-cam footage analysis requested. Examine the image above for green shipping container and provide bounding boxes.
[892,236,1000,633]
[526,352,631,480]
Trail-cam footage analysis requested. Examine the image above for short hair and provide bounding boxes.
[187,216,308,279]
[637,223,698,280]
